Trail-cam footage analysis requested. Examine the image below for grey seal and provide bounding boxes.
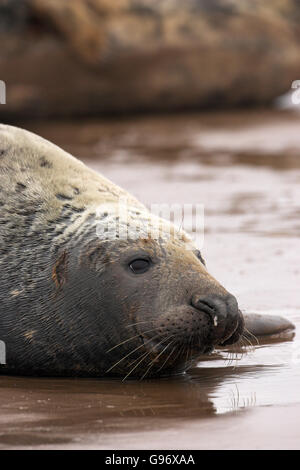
[0,124,294,378]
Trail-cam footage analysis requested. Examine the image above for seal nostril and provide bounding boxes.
[191,295,228,322]
[192,297,216,315]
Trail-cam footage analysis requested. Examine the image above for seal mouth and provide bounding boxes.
[105,310,244,380]
[106,300,245,380]
[137,332,216,378]
[136,308,244,378]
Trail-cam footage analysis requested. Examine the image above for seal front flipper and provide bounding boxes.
[243,313,295,340]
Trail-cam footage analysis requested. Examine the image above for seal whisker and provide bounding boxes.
[182,336,192,371]
[184,341,191,371]
[156,343,178,373]
[225,345,236,366]
[236,335,246,349]
[139,338,175,381]
[160,341,183,371]
[237,335,247,352]
[125,321,153,329]
[105,333,162,374]
[230,336,249,363]
[224,339,243,367]
[243,326,259,346]
[122,350,151,382]
[106,327,160,353]
[123,336,173,381]
[188,335,194,367]
[172,343,185,365]
[233,346,242,365]
[241,333,255,351]
[231,336,250,364]
[230,343,242,368]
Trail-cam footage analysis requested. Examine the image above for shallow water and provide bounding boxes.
[1,110,300,449]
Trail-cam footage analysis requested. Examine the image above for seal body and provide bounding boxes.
[0,124,245,378]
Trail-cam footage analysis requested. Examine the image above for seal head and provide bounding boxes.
[68,206,244,379]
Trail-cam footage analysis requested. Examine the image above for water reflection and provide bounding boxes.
[0,361,277,448]
[1,326,299,448]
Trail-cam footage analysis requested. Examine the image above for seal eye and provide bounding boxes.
[129,259,150,274]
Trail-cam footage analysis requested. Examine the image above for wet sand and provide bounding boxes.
[1,110,299,449]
